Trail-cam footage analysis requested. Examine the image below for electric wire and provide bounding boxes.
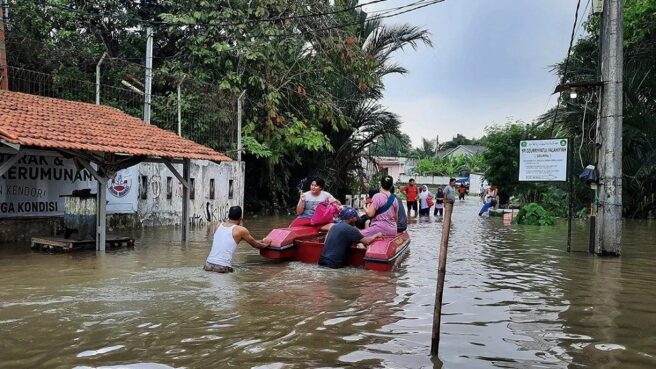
[579,93,592,167]
[551,0,583,132]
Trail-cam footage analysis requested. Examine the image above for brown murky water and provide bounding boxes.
[1,199,655,369]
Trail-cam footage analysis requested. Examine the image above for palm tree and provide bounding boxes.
[325,5,432,195]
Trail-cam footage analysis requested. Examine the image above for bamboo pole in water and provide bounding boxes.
[431,200,453,355]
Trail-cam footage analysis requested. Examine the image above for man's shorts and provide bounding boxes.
[203,261,234,273]
[407,201,418,211]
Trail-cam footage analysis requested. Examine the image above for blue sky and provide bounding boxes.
[364,0,589,146]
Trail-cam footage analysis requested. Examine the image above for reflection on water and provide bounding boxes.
[1,203,655,368]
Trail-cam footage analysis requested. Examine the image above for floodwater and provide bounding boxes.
[1,200,655,369]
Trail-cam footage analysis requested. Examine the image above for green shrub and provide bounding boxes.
[513,203,556,226]
[541,187,568,218]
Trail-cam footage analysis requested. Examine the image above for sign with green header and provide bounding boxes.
[519,139,568,182]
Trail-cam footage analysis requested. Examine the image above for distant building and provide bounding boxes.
[364,156,418,181]
[436,145,487,159]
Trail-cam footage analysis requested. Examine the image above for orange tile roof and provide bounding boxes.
[0,90,232,162]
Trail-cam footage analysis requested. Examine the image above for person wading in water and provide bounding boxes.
[204,206,271,273]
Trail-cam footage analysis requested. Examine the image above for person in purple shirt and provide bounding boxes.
[361,175,399,237]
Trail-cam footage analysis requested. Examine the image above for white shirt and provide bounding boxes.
[419,191,433,209]
[207,223,238,267]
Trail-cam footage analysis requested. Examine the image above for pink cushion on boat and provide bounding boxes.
[365,232,410,260]
[267,226,320,247]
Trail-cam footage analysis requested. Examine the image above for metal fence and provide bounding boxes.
[7,66,238,158]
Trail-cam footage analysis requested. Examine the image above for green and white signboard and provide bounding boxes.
[519,139,568,182]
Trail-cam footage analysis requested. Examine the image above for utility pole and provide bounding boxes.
[177,76,185,136]
[0,0,9,91]
[95,52,107,105]
[237,90,246,162]
[595,0,623,255]
[143,27,153,124]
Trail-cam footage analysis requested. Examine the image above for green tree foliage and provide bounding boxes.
[5,0,431,212]
[368,133,413,157]
[439,133,480,150]
[481,122,540,204]
[538,0,656,218]
[414,154,485,177]
[412,137,437,158]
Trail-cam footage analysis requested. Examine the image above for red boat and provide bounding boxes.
[260,225,410,271]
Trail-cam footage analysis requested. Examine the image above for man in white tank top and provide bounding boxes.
[204,206,271,273]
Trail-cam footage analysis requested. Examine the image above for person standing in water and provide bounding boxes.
[204,206,271,273]
[434,187,445,216]
[479,185,499,216]
[444,178,457,204]
[318,207,383,269]
[458,184,467,201]
[418,185,433,217]
[401,178,419,217]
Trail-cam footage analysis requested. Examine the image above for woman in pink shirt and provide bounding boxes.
[361,175,399,237]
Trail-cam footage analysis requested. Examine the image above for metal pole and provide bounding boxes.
[431,200,453,355]
[181,158,190,241]
[595,0,623,255]
[237,90,246,161]
[177,76,185,136]
[1,0,8,19]
[96,176,107,252]
[567,138,573,252]
[95,52,107,105]
[143,27,153,124]
[0,2,8,91]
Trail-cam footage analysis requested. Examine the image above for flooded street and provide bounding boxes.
[1,199,655,369]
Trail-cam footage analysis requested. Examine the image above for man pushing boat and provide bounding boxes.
[204,206,271,273]
[318,207,383,269]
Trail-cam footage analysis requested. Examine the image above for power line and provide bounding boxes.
[551,0,582,132]
[100,0,443,69]
[574,0,592,37]
[152,0,391,27]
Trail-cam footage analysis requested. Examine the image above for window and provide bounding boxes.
[166,177,172,199]
[228,179,234,199]
[190,178,195,200]
[209,178,215,200]
[140,175,148,199]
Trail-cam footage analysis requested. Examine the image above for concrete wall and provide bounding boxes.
[469,173,487,196]
[0,160,244,242]
[397,174,452,186]
[137,160,244,227]
[0,217,63,243]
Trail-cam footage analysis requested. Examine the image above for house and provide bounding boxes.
[436,145,487,159]
[0,90,243,244]
[365,156,418,181]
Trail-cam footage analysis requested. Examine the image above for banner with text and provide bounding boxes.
[518,139,568,182]
[0,154,97,217]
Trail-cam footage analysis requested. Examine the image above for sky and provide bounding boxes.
[363,0,590,147]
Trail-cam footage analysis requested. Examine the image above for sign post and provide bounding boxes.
[518,138,571,249]
[519,139,569,182]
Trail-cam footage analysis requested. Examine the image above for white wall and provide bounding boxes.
[398,174,452,186]
[469,173,486,196]
[137,160,244,226]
